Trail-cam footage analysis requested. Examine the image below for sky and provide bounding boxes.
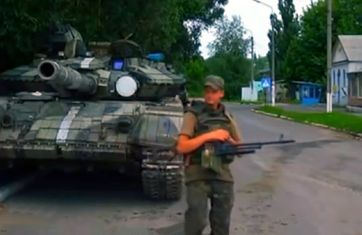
[200,0,316,58]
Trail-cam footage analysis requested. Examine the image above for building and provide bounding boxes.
[332,35,362,107]
[290,81,323,105]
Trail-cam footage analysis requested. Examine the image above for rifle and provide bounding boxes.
[199,135,295,172]
[212,138,296,156]
[142,135,295,167]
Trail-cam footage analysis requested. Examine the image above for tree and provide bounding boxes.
[183,57,208,97]
[205,15,251,100]
[292,0,327,83]
[180,15,253,100]
[208,15,250,57]
[0,0,228,72]
[267,0,300,83]
[282,0,362,84]
[205,54,250,100]
[254,55,269,77]
[334,0,362,35]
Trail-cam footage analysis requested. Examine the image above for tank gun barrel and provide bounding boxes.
[38,60,97,94]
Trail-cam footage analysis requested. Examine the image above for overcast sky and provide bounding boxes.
[200,0,316,58]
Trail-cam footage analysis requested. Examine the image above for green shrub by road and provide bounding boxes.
[257,106,362,134]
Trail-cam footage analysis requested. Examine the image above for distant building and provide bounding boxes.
[290,81,323,105]
[332,35,362,107]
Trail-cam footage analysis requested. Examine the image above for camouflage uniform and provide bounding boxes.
[180,97,242,235]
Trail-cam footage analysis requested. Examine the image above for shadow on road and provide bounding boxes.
[6,170,172,207]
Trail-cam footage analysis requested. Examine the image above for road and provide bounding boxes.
[0,104,362,235]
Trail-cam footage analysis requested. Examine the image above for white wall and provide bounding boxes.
[348,62,362,73]
[241,87,258,101]
[241,81,261,101]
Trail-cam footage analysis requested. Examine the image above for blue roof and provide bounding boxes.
[291,81,323,86]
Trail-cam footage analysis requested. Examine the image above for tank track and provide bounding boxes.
[142,160,183,200]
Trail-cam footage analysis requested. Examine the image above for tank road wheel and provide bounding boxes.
[141,160,183,200]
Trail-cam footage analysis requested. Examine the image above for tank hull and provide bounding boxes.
[0,98,184,200]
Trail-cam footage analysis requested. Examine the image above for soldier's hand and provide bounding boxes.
[227,137,238,145]
[206,129,230,142]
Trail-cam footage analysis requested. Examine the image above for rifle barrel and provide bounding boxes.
[237,139,295,147]
[218,149,256,156]
[216,146,261,155]
[233,145,262,149]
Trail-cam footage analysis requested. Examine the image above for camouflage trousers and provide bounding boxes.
[184,180,234,235]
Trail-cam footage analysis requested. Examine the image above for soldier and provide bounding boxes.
[176,75,242,235]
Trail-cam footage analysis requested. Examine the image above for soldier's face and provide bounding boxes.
[204,86,224,105]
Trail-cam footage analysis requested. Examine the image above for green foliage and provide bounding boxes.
[183,57,208,97]
[182,15,252,100]
[267,0,300,83]
[205,54,250,100]
[203,15,251,100]
[254,55,269,78]
[294,1,327,83]
[334,0,362,35]
[0,0,228,72]
[258,105,362,133]
[182,54,252,100]
[208,15,250,57]
[270,0,362,86]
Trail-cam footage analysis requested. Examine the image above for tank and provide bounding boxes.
[0,24,188,200]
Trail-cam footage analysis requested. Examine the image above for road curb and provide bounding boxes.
[251,109,362,141]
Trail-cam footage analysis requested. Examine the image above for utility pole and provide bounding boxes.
[251,36,254,90]
[252,0,275,106]
[244,28,255,92]
[326,0,333,112]
[270,14,276,106]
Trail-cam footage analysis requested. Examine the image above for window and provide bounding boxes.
[316,87,321,99]
[343,70,346,87]
[350,73,361,97]
[303,86,309,98]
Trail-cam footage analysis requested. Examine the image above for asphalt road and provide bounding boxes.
[1,104,362,235]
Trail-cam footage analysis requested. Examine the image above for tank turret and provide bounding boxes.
[41,22,87,58]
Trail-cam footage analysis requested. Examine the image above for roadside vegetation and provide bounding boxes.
[258,106,362,134]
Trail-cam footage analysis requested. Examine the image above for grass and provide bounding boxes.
[257,105,362,134]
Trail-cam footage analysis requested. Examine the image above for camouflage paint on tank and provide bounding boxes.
[0,24,186,200]
[0,100,183,160]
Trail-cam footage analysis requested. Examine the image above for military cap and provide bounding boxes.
[204,75,224,90]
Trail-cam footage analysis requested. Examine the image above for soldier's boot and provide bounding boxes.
[184,181,210,235]
[209,181,234,235]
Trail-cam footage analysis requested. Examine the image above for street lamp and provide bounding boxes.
[326,0,333,112]
[244,28,255,90]
[252,0,276,106]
